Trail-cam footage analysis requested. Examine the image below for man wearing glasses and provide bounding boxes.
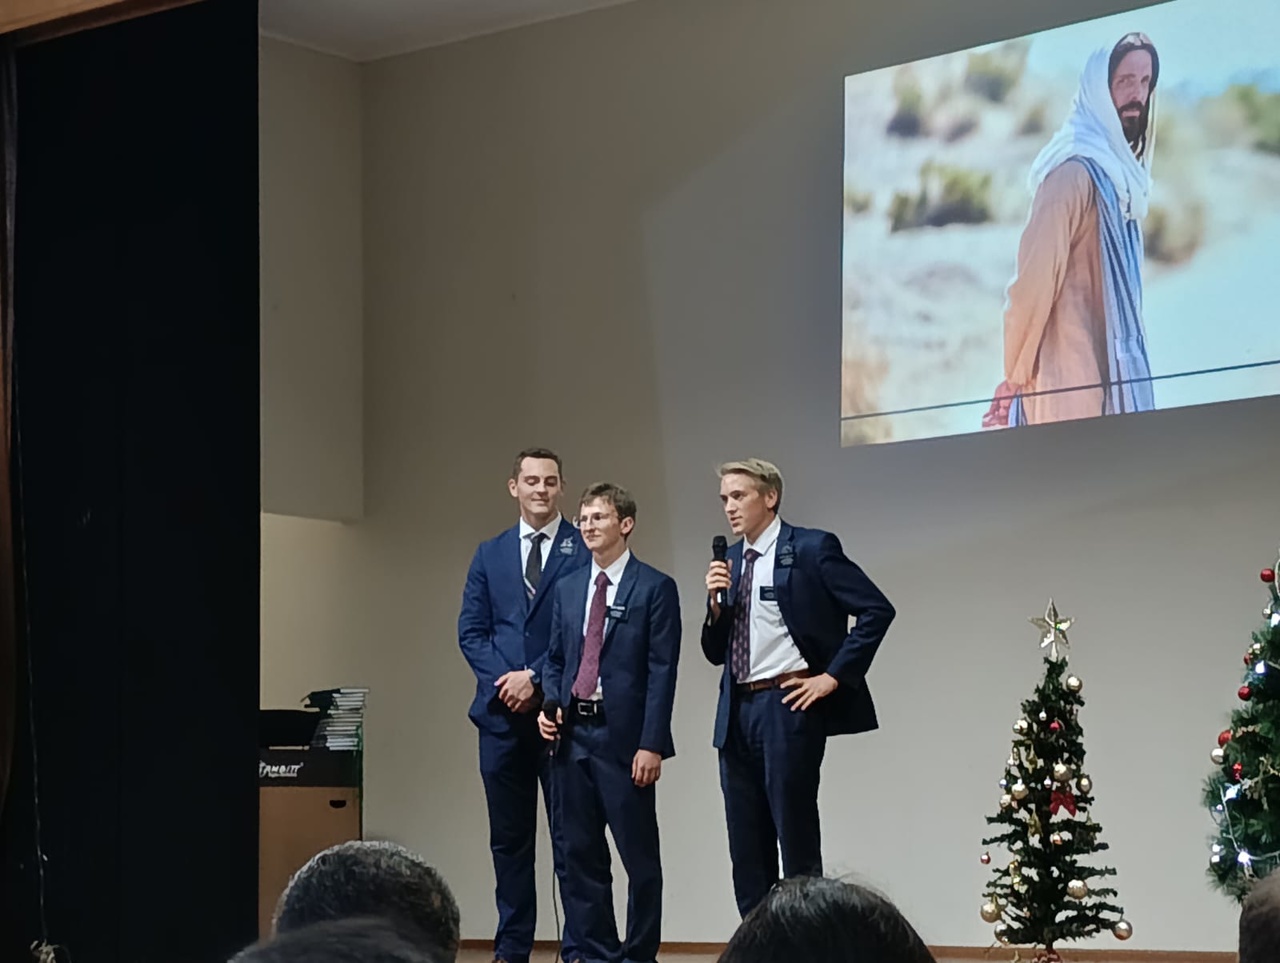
[458,448,590,963]
[539,483,681,963]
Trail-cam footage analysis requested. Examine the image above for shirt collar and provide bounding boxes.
[591,548,631,585]
[745,515,782,556]
[519,513,562,544]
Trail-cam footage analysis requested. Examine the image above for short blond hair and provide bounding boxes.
[718,458,783,511]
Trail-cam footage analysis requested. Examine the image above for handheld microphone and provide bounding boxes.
[711,535,728,607]
[543,700,562,757]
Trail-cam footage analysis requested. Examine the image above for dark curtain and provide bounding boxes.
[0,39,16,834]
[0,2,259,960]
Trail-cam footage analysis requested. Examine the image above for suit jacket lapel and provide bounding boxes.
[527,518,576,620]
[565,566,590,683]
[602,558,639,655]
[728,541,745,607]
[773,521,796,630]
[501,526,530,615]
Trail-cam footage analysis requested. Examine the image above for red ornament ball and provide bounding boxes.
[1050,721,1062,733]
[1246,654,1253,666]
[1263,568,1276,584]
[1233,762,1244,781]
[1219,730,1234,747]
[1240,685,1253,701]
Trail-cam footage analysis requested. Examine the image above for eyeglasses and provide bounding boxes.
[575,511,618,528]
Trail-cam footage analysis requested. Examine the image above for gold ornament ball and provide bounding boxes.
[1013,718,1030,736]
[1012,781,1030,800]
[1050,832,1064,846]
[994,923,1011,944]
[980,901,1002,923]
[1113,920,1133,941]
[1065,674,1083,693]
[1077,775,1093,794]
[1066,879,1088,899]
[1008,857,1021,873]
[1211,747,1226,765]
[1052,762,1073,782]
[1000,793,1013,809]
[1253,642,1264,655]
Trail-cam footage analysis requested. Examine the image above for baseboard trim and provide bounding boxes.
[459,940,1233,961]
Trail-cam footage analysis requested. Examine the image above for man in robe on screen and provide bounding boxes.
[982,33,1160,429]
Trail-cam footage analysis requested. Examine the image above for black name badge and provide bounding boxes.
[608,604,628,621]
[759,585,777,602]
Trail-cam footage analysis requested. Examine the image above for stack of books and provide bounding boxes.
[303,686,368,751]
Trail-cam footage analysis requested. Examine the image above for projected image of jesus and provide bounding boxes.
[983,33,1160,429]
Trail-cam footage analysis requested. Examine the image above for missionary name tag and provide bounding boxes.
[608,604,628,621]
[776,546,794,567]
[759,585,777,602]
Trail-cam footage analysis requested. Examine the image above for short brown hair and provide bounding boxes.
[579,482,637,526]
[718,458,783,511]
[511,447,563,481]
[1240,870,1280,963]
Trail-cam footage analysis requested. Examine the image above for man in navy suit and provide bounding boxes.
[458,448,591,963]
[702,458,895,918]
[538,482,681,963]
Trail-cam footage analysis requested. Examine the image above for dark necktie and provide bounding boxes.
[729,549,762,681]
[525,532,547,598]
[572,571,611,700]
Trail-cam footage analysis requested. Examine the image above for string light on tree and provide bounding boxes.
[1204,550,1280,901]
[981,599,1128,956]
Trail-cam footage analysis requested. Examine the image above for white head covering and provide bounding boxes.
[1028,45,1156,221]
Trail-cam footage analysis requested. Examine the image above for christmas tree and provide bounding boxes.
[980,600,1132,959]
[1204,556,1280,900]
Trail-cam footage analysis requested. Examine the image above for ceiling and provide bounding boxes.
[259,0,641,62]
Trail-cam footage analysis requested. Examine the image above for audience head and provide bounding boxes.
[1240,869,1280,963]
[233,917,442,963]
[718,876,935,963]
[273,841,460,960]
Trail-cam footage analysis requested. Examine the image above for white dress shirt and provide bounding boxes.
[742,516,808,682]
[579,549,631,700]
[519,514,562,578]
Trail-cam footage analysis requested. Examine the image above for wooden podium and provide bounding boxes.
[258,728,363,938]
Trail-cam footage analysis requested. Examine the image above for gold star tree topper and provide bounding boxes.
[1030,598,1072,660]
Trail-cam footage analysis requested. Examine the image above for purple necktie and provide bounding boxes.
[729,549,761,681]
[572,571,611,700]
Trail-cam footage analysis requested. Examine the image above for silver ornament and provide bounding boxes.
[1211,747,1226,765]
[1013,718,1030,736]
[1113,920,1133,940]
[994,922,1011,944]
[1000,793,1013,809]
[1051,832,1064,845]
[1039,710,1048,722]
[1065,674,1083,693]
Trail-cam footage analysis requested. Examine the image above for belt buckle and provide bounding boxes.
[575,700,601,718]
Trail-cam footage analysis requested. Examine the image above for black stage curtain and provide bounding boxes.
[0,1,260,960]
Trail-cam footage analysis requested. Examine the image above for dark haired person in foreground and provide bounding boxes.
[233,917,442,963]
[718,877,935,963]
[1240,870,1280,963]
[273,840,460,960]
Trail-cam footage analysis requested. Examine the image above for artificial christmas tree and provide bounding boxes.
[1204,557,1280,900]
[980,600,1131,959]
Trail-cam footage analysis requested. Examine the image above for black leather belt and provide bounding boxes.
[571,699,605,723]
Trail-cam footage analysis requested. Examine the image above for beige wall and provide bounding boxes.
[261,0,1275,949]
[260,37,364,521]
